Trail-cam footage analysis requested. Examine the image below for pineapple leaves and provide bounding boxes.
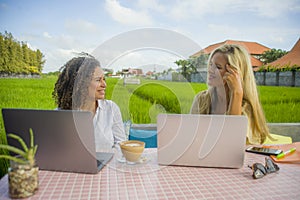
[0,144,26,157]
[0,155,27,165]
[29,128,34,149]
[0,128,37,167]
[7,133,29,152]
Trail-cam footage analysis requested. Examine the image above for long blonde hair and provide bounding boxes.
[209,44,270,144]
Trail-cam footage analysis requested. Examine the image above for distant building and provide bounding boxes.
[129,68,143,76]
[191,40,271,71]
[146,71,154,76]
[102,68,113,75]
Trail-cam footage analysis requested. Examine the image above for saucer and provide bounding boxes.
[117,156,126,163]
[133,156,149,164]
[118,155,150,165]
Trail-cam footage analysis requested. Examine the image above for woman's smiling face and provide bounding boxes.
[207,52,228,87]
[89,67,106,100]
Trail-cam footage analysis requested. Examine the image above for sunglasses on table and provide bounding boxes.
[248,157,280,179]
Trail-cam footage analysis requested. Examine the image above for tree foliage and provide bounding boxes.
[0,31,45,74]
[175,54,208,82]
[259,48,288,64]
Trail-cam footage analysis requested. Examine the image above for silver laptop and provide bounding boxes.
[157,114,248,168]
[2,108,113,174]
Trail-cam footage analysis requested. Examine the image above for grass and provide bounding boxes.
[0,75,300,178]
[0,75,57,109]
[257,86,300,122]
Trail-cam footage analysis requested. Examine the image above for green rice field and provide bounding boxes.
[0,75,300,177]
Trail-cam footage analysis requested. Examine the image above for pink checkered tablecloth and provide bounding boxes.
[0,149,299,200]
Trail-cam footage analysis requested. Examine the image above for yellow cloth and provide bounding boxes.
[264,134,292,144]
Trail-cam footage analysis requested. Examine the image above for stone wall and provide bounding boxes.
[191,71,300,87]
[0,73,41,78]
[256,71,299,87]
[191,71,207,83]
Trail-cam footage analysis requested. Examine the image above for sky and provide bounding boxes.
[0,0,300,73]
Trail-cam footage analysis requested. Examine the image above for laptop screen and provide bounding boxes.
[2,108,111,174]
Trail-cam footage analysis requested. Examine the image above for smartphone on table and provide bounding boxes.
[246,146,283,156]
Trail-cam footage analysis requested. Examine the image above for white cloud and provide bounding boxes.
[167,0,233,20]
[104,0,154,26]
[40,33,95,72]
[137,0,165,13]
[248,0,300,18]
[41,33,86,50]
[43,49,74,72]
[25,42,38,51]
[165,0,299,20]
[0,3,8,10]
[43,32,52,39]
[53,35,78,49]
[43,48,93,73]
[207,24,240,36]
[108,49,180,73]
[65,19,101,34]
[5,0,297,73]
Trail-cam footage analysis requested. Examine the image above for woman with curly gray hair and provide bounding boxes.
[53,54,125,150]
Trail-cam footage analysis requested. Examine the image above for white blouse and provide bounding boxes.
[93,99,125,151]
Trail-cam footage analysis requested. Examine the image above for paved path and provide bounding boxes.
[268,123,300,142]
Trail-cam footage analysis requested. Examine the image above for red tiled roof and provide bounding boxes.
[251,56,263,70]
[191,40,270,57]
[266,38,300,69]
[146,71,153,76]
[191,40,270,70]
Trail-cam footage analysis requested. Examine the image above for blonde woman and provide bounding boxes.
[190,44,270,144]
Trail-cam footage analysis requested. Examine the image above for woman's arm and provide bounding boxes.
[227,90,243,115]
[224,64,243,115]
